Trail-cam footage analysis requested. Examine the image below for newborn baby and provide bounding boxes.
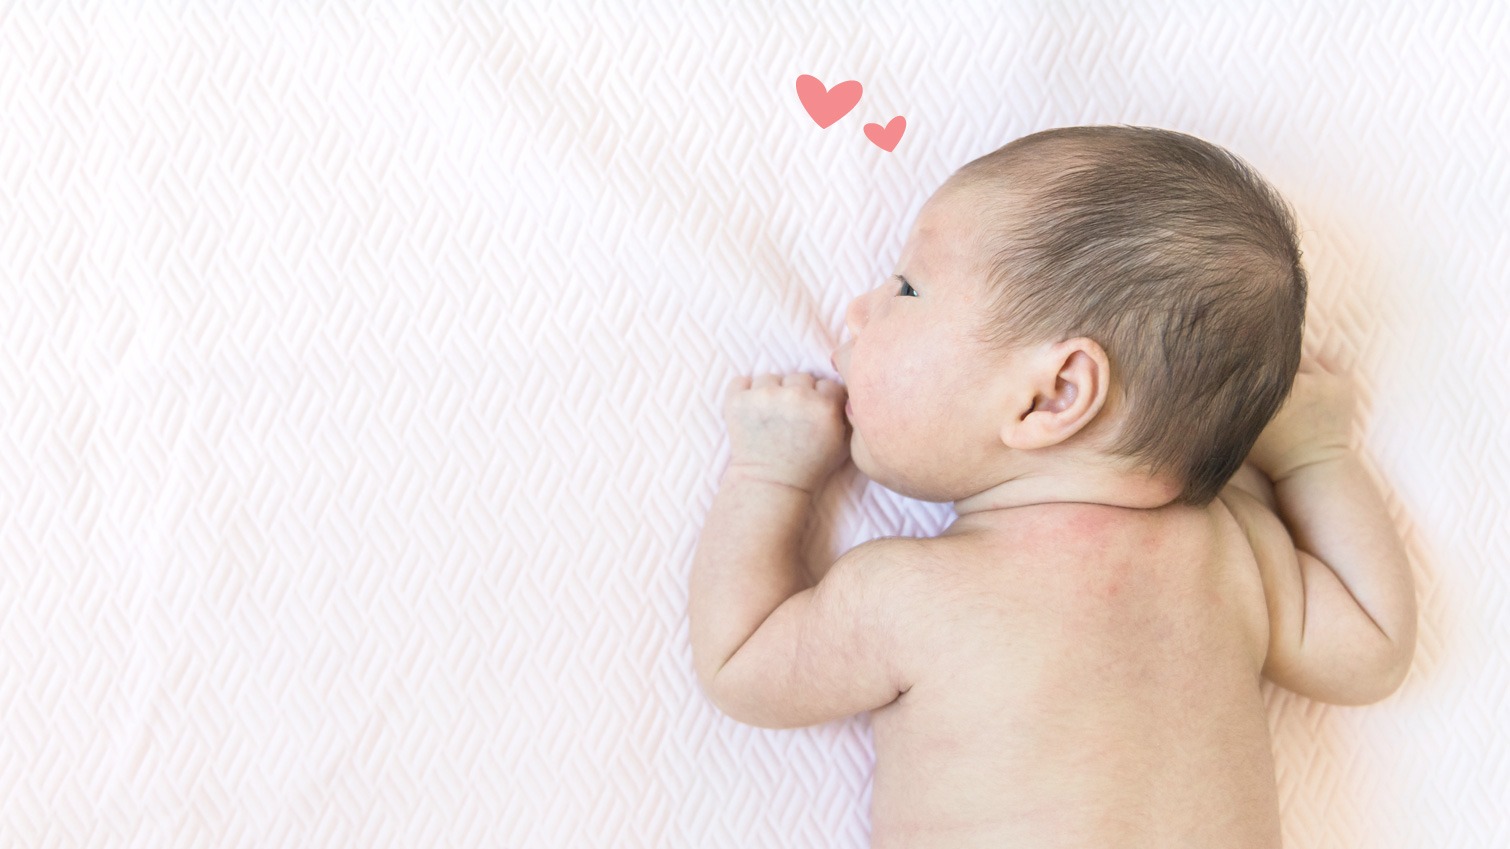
[689,124,1417,847]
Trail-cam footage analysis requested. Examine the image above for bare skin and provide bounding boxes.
[826,179,1290,843]
[693,167,1412,846]
[822,180,1410,846]
[865,464,1282,848]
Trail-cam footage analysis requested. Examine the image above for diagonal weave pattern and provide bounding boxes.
[1,1,1506,846]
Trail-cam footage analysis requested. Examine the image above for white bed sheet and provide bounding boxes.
[1,0,1505,846]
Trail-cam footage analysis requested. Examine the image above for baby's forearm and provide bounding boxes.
[1271,450,1418,651]
[688,471,815,694]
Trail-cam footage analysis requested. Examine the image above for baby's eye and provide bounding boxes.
[895,276,918,297]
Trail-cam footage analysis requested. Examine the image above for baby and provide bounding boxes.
[689,124,1417,848]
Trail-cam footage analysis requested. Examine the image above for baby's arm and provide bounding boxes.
[1245,353,1418,701]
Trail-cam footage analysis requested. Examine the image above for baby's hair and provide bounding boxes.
[952,125,1307,507]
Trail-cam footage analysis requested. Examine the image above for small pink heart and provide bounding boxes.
[864,116,906,152]
[796,74,862,129]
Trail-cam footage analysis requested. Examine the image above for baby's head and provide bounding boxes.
[956,125,1309,507]
[836,125,1306,510]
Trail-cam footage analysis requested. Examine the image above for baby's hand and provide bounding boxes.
[1247,351,1358,481]
[722,372,850,493]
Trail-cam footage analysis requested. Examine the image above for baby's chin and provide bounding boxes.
[848,434,967,503]
[847,431,887,487]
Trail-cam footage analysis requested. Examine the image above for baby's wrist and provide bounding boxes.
[723,463,819,496]
[1268,440,1352,483]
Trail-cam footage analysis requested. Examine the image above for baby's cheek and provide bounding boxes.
[847,369,882,417]
[885,358,944,420]
[853,350,934,431]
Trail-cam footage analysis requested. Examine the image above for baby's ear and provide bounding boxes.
[998,404,1072,451]
[1001,341,1110,450]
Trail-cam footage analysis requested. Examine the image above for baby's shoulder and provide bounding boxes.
[903,501,1241,606]
[879,526,1051,616]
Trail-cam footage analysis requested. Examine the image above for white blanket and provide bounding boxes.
[0,1,1502,846]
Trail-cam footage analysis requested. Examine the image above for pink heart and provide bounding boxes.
[864,116,906,152]
[796,74,862,129]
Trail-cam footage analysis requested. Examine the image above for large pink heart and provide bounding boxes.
[796,74,862,129]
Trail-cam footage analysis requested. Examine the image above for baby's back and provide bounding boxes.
[869,495,1280,848]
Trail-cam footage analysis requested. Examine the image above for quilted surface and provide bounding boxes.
[1,1,1504,846]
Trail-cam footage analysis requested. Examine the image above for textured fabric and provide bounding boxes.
[0,1,1502,846]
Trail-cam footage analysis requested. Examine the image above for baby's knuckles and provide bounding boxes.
[1248,357,1357,479]
[725,380,849,491]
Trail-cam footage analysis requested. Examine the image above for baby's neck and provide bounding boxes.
[951,467,1182,520]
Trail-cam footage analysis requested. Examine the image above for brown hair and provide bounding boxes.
[953,125,1307,507]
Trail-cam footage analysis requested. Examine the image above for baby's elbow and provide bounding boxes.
[1360,619,1417,704]
[1339,645,1414,706]
[1377,638,1416,700]
[1386,610,1419,690]
[708,686,789,730]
